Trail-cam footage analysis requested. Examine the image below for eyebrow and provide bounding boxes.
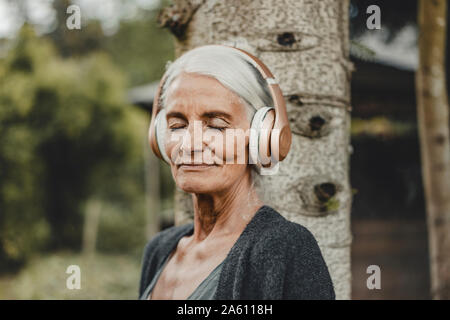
[166,111,187,121]
[166,110,232,121]
[202,111,232,121]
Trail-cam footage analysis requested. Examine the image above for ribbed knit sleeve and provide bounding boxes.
[283,223,335,299]
[247,221,335,300]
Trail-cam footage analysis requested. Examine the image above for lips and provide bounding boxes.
[177,163,217,170]
[179,163,215,166]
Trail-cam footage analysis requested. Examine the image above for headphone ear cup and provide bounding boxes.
[249,107,274,169]
[259,109,275,167]
[154,109,171,164]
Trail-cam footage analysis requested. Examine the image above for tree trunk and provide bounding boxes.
[416,0,450,300]
[159,0,353,299]
[82,199,102,257]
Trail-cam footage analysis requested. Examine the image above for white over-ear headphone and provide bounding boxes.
[148,45,292,174]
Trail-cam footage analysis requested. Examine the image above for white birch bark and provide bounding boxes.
[159,0,353,299]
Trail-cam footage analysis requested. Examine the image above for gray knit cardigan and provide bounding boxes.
[139,205,335,300]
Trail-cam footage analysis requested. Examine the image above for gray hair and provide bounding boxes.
[159,45,274,121]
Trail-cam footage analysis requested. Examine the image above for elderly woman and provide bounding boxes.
[139,45,335,300]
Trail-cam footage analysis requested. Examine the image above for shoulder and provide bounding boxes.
[250,205,320,254]
[247,206,335,299]
[139,223,193,297]
[142,223,193,267]
[142,223,193,258]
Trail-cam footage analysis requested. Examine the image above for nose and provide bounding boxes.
[178,120,204,163]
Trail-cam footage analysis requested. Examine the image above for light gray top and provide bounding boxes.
[140,252,224,300]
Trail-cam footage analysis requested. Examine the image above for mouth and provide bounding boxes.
[177,163,217,170]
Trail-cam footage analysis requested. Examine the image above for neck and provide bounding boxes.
[191,169,263,242]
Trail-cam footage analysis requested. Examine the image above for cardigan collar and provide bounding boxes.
[156,204,275,271]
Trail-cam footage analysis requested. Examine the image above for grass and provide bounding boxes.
[0,251,143,300]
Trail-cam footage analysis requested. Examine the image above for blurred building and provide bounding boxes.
[351,56,430,299]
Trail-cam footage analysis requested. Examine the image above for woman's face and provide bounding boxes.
[163,72,251,194]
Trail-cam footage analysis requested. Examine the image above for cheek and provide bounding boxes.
[171,166,191,189]
[204,131,225,161]
[209,164,247,183]
[224,131,249,164]
[165,141,176,164]
[213,164,248,191]
[205,130,249,164]
[164,130,184,163]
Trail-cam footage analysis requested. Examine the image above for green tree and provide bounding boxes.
[0,25,147,271]
[105,10,175,87]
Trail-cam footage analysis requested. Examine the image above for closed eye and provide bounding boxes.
[169,125,186,131]
[207,126,226,131]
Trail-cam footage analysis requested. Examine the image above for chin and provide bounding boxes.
[175,176,221,194]
[177,181,217,194]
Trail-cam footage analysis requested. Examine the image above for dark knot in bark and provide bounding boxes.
[277,32,297,47]
[296,176,344,216]
[287,103,335,138]
[157,1,204,40]
[309,116,326,132]
[288,94,304,106]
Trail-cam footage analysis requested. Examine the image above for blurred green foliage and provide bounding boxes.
[104,12,175,86]
[0,0,177,277]
[0,25,149,271]
[0,251,141,299]
[48,0,175,87]
[49,0,106,57]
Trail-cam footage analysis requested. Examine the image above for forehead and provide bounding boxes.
[165,73,246,117]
